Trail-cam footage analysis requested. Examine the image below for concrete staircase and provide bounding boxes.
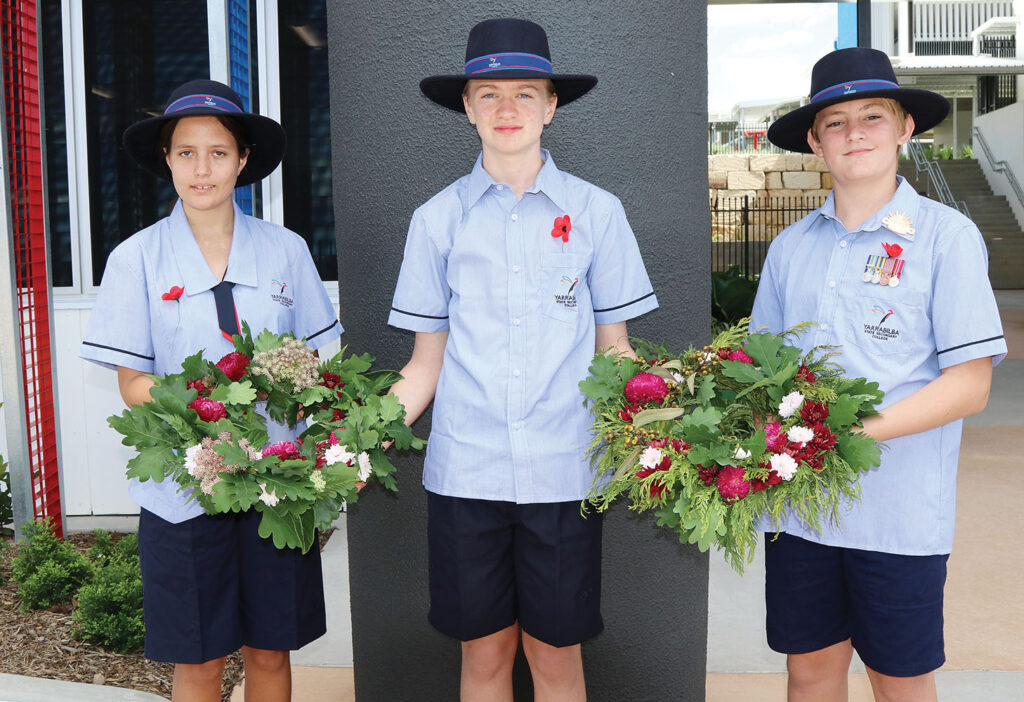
[898,159,1024,289]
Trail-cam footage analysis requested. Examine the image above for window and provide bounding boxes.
[41,0,72,287]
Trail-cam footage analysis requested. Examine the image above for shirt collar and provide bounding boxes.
[169,200,259,296]
[818,175,920,241]
[464,148,568,212]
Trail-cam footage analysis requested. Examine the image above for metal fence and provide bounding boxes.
[711,195,826,277]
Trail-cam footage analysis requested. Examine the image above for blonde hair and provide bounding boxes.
[811,97,908,140]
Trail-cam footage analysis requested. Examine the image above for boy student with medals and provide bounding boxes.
[387,18,657,701]
[752,48,1006,702]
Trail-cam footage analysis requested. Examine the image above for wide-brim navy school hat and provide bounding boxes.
[420,18,597,113]
[767,47,950,154]
[122,79,286,187]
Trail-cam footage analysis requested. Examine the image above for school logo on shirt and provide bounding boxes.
[554,275,578,309]
[270,279,294,308]
[863,305,899,341]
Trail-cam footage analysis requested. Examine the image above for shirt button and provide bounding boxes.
[496,184,503,191]
[821,323,830,331]
[840,241,848,248]
[511,213,519,221]
[513,318,521,326]
[513,421,522,430]
[512,265,521,273]
[513,369,521,377]
[828,280,836,288]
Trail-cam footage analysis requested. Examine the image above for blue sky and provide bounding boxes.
[708,3,839,114]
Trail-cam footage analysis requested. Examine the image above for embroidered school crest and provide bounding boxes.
[863,304,900,342]
[270,279,294,308]
[554,275,578,309]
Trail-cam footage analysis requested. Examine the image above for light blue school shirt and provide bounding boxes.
[389,151,658,503]
[752,176,1006,555]
[80,200,342,523]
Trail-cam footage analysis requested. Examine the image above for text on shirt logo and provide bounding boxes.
[271,279,294,308]
[554,275,579,309]
[863,305,899,341]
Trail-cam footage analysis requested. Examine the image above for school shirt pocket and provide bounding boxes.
[539,253,587,324]
[839,287,929,356]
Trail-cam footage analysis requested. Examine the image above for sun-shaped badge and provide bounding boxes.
[882,210,915,237]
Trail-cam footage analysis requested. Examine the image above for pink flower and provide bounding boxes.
[161,285,184,301]
[716,465,750,502]
[187,378,210,397]
[216,352,250,382]
[262,441,301,461]
[624,373,669,405]
[188,398,227,422]
[764,422,786,452]
[728,349,754,364]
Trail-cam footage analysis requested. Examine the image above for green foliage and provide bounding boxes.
[959,144,973,159]
[936,144,954,160]
[12,520,93,611]
[712,266,759,325]
[72,559,144,653]
[87,530,139,568]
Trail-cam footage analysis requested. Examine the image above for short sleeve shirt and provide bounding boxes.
[751,177,1006,555]
[389,151,658,503]
[80,201,342,523]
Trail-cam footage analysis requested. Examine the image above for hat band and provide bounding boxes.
[811,79,900,104]
[465,51,553,76]
[164,93,243,115]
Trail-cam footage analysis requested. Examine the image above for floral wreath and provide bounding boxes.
[580,320,884,573]
[109,323,424,552]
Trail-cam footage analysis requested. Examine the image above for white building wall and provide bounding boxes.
[975,101,1024,229]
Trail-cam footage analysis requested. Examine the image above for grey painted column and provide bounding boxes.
[328,3,710,700]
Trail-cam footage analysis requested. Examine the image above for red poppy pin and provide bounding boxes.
[161,285,184,301]
[882,242,903,258]
[551,214,571,243]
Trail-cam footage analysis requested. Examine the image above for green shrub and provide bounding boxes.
[87,530,138,567]
[72,559,145,653]
[959,144,973,159]
[11,519,92,611]
[936,144,954,160]
[712,266,759,326]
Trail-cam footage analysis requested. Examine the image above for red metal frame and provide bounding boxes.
[2,0,62,535]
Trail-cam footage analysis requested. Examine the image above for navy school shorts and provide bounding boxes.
[426,492,604,648]
[764,531,948,677]
[137,507,326,663]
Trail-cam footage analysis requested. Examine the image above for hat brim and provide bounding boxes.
[122,109,286,187]
[419,73,597,112]
[767,88,951,153]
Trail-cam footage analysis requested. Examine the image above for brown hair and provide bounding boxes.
[462,78,556,100]
[811,97,908,141]
[157,115,252,173]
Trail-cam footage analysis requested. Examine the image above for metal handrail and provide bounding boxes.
[972,126,1024,220]
[906,139,971,218]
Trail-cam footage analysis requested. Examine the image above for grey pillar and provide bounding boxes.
[328,3,710,700]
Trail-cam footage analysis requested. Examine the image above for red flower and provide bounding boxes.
[728,349,754,364]
[551,214,571,243]
[216,352,250,382]
[764,422,786,453]
[320,371,343,389]
[187,378,210,397]
[624,373,669,405]
[697,464,720,486]
[188,398,227,422]
[648,437,668,449]
[671,439,690,454]
[882,242,903,258]
[809,422,837,453]
[797,364,817,383]
[262,441,301,460]
[161,285,184,301]
[331,408,346,422]
[648,483,666,499]
[716,465,750,503]
[800,401,829,423]
[717,347,733,359]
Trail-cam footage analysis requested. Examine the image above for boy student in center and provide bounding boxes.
[752,48,1006,702]
[387,18,657,702]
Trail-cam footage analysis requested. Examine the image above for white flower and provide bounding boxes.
[786,426,815,445]
[184,443,203,478]
[258,482,280,507]
[701,351,718,364]
[638,447,664,470]
[324,443,356,466]
[310,469,326,492]
[357,452,373,482]
[778,391,805,418]
[671,372,685,385]
[733,447,752,460]
[769,453,799,481]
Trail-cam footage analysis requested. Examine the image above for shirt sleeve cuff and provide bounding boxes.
[79,341,155,373]
[593,291,658,325]
[936,335,1007,369]
[303,319,343,350]
[388,307,450,333]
